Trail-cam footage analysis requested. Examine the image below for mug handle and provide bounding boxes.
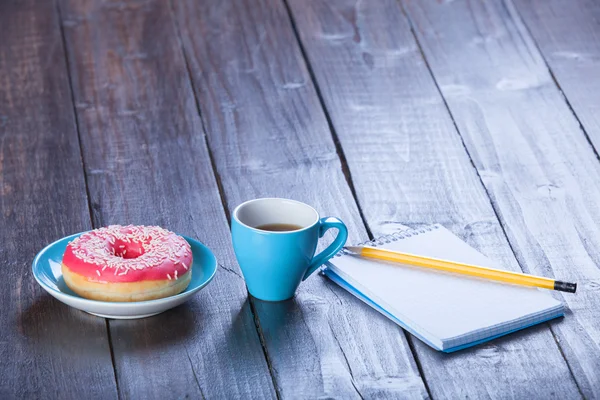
[302,217,348,281]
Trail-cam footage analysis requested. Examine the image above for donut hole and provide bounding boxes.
[112,239,145,259]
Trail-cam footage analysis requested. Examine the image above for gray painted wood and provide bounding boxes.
[172,0,428,398]
[401,0,600,397]
[0,0,117,398]
[5,0,599,397]
[57,0,276,398]
[514,0,600,152]
[286,0,582,398]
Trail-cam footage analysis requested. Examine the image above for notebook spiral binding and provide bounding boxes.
[334,224,441,258]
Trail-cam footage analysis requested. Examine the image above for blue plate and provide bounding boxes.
[32,232,218,319]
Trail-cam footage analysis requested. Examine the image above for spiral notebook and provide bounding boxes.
[324,225,564,352]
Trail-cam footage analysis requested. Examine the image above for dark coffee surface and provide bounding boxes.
[255,223,303,232]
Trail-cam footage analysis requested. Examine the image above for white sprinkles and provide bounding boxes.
[69,225,191,280]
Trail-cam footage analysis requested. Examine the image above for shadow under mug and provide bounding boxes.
[231,198,348,301]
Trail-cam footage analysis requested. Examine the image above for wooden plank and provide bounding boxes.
[172,0,428,398]
[286,0,582,398]
[400,0,600,397]
[57,0,276,398]
[514,0,600,150]
[0,0,117,398]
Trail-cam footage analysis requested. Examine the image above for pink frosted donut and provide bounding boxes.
[62,225,192,302]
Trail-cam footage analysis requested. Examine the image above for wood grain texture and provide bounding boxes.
[172,0,428,398]
[514,0,600,150]
[402,0,600,396]
[286,0,582,398]
[0,0,117,398]
[57,0,276,398]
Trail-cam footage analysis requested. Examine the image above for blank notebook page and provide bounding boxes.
[326,225,563,350]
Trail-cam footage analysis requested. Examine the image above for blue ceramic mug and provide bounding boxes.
[231,198,348,301]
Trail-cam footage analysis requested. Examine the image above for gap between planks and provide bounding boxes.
[507,0,600,167]
[281,0,374,241]
[171,0,428,397]
[54,0,121,397]
[280,0,433,397]
[497,1,594,395]
[396,0,584,395]
[166,0,232,228]
[166,0,281,397]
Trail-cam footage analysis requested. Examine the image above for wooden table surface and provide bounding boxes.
[2,0,599,398]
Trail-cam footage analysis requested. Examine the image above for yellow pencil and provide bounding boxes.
[344,246,577,293]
